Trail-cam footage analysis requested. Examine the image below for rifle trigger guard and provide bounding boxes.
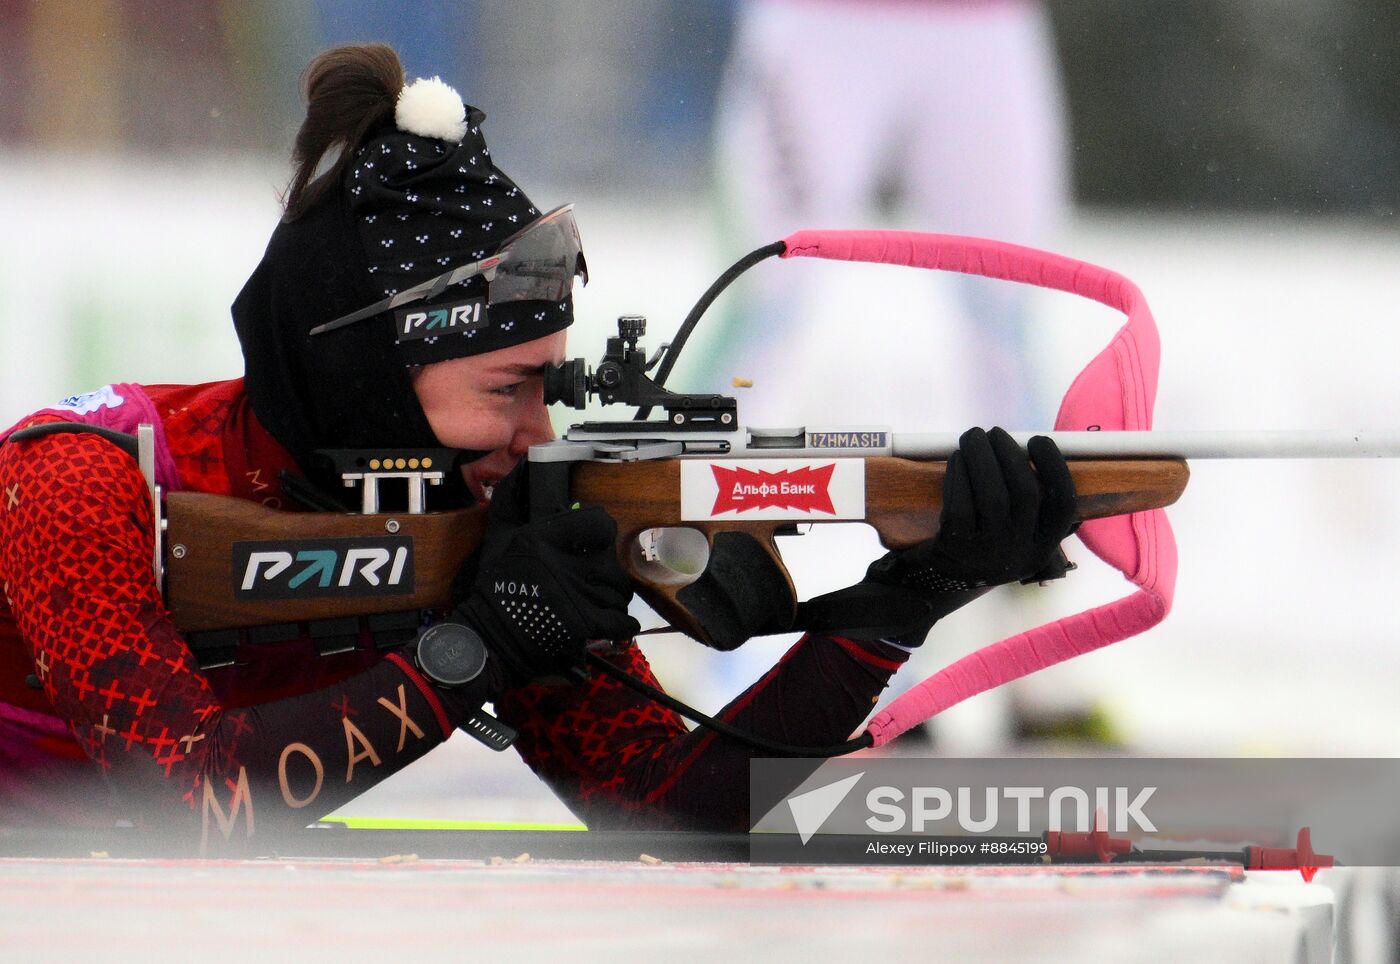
[674,531,795,651]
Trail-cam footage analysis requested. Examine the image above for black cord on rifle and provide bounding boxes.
[634,240,787,421]
[584,652,873,758]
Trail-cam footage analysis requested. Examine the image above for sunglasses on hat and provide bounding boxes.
[310,204,587,338]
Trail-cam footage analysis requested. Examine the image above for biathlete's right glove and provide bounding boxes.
[454,463,641,693]
[795,426,1078,646]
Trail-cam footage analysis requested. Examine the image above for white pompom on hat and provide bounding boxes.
[395,76,468,142]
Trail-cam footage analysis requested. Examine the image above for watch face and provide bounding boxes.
[417,622,488,687]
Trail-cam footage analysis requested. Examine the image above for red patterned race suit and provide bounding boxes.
[0,379,906,845]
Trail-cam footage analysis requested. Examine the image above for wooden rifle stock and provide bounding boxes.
[163,495,485,633]
[163,457,1188,641]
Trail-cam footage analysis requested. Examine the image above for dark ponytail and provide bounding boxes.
[283,43,404,221]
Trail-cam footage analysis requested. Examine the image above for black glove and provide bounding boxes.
[796,427,1078,644]
[454,462,641,690]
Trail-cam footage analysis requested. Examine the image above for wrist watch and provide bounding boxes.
[412,620,518,752]
[413,621,488,688]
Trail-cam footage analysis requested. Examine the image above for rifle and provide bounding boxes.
[160,311,1189,651]
[155,229,1399,753]
[162,216,1400,647]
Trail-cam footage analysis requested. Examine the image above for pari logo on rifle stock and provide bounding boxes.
[393,297,487,343]
[234,537,415,600]
[680,459,866,521]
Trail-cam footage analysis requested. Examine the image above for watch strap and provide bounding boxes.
[459,708,518,752]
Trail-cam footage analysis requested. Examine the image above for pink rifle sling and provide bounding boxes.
[781,230,1178,747]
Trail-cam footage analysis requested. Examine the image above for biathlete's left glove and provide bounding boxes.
[795,426,1078,646]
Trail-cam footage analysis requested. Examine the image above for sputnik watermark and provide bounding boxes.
[752,760,1177,865]
[752,758,1395,867]
[865,784,1156,835]
[784,775,1154,844]
[787,772,864,844]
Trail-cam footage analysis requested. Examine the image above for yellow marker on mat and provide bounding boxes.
[321,817,587,832]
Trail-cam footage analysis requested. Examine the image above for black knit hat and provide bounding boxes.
[232,68,573,483]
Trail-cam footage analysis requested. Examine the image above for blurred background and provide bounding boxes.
[1,0,1399,823]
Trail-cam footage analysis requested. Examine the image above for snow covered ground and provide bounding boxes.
[0,856,1348,964]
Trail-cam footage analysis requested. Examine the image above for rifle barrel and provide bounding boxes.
[893,430,1400,460]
